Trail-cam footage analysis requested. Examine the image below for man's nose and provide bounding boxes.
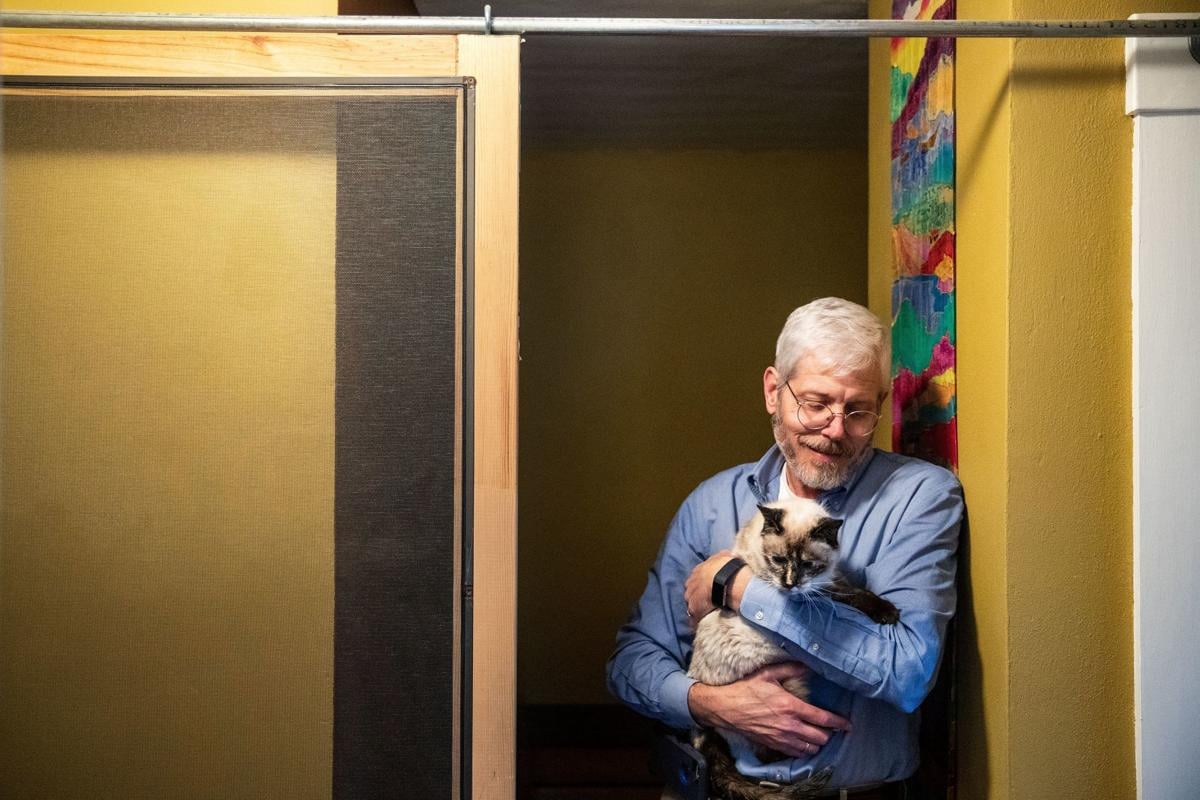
[822,413,848,438]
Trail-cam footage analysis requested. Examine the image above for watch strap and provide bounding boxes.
[711,557,747,610]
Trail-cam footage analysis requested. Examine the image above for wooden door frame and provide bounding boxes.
[1,29,519,800]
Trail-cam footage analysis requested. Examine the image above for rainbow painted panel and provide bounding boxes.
[890,0,957,470]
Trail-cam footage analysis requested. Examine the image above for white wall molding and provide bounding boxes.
[1128,13,1200,800]
[1126,12,1200,114]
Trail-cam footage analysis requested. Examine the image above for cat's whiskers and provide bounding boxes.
[795,587,838,609]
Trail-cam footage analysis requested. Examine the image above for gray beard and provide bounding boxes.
[771,412,872,492]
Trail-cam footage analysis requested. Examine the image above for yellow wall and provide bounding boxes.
[870,2,1016,795]
[869,1,1197,797]
[519,148,868,704]
[2,1,339,796]
[949,5,1015,797]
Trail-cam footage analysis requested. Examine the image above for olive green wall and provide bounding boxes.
[868,2,1198,797]
[518,147,868,705]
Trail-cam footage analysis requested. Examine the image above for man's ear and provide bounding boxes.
[764,366,781,415]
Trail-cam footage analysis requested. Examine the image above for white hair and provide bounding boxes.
[775,297,889,387]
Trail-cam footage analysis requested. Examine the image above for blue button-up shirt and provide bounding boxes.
[606,444,963,786]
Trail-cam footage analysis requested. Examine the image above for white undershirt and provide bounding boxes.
[778,463,799,502]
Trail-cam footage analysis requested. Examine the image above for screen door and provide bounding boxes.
[0,55,507,799]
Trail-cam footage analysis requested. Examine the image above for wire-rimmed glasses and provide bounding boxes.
[783,381,880,438]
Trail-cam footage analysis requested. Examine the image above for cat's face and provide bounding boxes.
[754,503,842,590]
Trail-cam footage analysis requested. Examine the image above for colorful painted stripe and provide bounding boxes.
[890,0,958,470]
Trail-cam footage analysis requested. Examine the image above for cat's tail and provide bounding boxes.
[695,730,833,800]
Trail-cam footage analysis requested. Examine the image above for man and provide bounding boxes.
[606,297,962,796]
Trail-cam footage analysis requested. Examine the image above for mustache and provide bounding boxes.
[798,437,848,456]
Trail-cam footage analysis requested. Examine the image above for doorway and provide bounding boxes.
[511,7,871,796]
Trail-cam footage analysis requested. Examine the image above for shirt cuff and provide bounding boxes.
[740,576,785,628]
[740,576,886,691]
[659,670,699,731]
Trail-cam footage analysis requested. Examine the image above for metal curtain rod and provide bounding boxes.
[2,11,1200,38]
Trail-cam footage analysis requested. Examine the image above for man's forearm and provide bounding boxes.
[685,681,721,727]
[607,636,698,730]
[739,577,950,712]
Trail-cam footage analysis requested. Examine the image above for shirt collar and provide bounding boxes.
[817,446,877,514]
[746,443,878,511]
[747,445,786,503]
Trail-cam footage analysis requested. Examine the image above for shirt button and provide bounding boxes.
[754,611,764,621]
[809,643,820,654]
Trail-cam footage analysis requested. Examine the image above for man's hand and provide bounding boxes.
[684,550,752,621]
[686,663,851,757]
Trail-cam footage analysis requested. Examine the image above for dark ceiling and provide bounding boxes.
[414,1,869,149]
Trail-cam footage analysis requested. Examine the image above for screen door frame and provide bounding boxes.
[0,29,518,800]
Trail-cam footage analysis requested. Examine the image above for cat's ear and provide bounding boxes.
[757,504,785,535]
[811,518,843,549]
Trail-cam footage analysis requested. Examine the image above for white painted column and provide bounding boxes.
[1127,14,1200,800]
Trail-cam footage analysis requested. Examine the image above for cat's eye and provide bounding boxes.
[770,556,787,565]
[800,560,815,570]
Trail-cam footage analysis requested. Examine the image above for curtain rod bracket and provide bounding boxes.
[483,5,494,36]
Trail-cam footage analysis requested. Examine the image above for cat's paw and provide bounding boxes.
[866,599,900,625]
[779,766,834,798]
[807,766,833,788]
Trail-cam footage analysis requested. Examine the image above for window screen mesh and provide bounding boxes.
[1,87,467,800]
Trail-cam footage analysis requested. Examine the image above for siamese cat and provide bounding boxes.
[687,498,900,800]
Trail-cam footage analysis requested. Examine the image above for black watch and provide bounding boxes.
[711,557,747,610]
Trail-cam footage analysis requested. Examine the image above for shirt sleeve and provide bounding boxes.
[737,474,962,713]
[605,491,708,730]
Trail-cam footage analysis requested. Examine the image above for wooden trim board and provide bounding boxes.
[0,30,458,77]
[457,34,520,800]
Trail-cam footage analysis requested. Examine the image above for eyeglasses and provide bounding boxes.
[783,381,880,438]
